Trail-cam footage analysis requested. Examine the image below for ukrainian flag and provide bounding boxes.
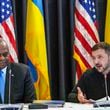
[105,0,110,43]
[25,0,51,100]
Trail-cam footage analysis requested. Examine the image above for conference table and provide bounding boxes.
[0,101,110,110]
[23,102,110,110]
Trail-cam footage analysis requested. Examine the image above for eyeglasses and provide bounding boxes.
[0,52,9,57]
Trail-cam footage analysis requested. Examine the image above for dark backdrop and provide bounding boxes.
[12,0,106,100]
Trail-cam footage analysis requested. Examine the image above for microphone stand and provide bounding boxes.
[104,74,109,101]
[8,69,11,104]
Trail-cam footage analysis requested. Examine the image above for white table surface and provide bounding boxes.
[23,102,110,110]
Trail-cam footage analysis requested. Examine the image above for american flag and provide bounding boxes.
[0,0,18,62]
[73,0,99,80]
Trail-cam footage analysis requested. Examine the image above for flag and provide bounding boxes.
[0,0,18,62]
[25,0,51,100]
[73,0,99,79]
[105,0,110,43]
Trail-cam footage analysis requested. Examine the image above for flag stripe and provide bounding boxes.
[10,15,14,27]
[75,0,99,41]
[76,63,82,79]
[75,8,98,43]
[105,0,110,43]
[2,19,17,52]
[74,36,94,67]
[0,0,18,63]
[6,16,16,39]
[74,0,99,79]
[33,0,43,15]
[74,27,92,55]
[74,45,91,68]
[73,51,87,72]
[0,23,18,62]
[74,15,96,47]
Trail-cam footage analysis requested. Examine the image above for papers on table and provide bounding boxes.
[33,100,65,108]
[92,97,110,107]
[65,102,110,110]
[0,104,23,110]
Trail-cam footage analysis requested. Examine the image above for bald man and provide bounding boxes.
[0,38,36,104]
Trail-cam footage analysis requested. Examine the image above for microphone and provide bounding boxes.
[8,69,12,104]
[104,74,109,101]
[8,69,14,104]
[94,74,110,107]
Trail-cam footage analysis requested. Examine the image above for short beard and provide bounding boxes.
[102,64,110,75]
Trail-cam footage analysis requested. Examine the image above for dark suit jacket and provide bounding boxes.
[0,63,36,104]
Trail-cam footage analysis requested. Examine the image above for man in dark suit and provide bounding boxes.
[0,38,36,103]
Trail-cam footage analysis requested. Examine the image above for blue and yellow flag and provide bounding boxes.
[105,0,110,43]
[25,0,51,100]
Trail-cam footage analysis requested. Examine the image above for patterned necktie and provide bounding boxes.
[0,71,5,103]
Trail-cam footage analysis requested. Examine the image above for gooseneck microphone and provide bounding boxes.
[104,74,109,101]
[8,69,12,104]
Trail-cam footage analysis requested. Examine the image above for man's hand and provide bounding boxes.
[77,87,90,104]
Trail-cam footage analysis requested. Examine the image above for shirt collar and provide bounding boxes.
[1,67,7,73]
[0,67,7,81]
